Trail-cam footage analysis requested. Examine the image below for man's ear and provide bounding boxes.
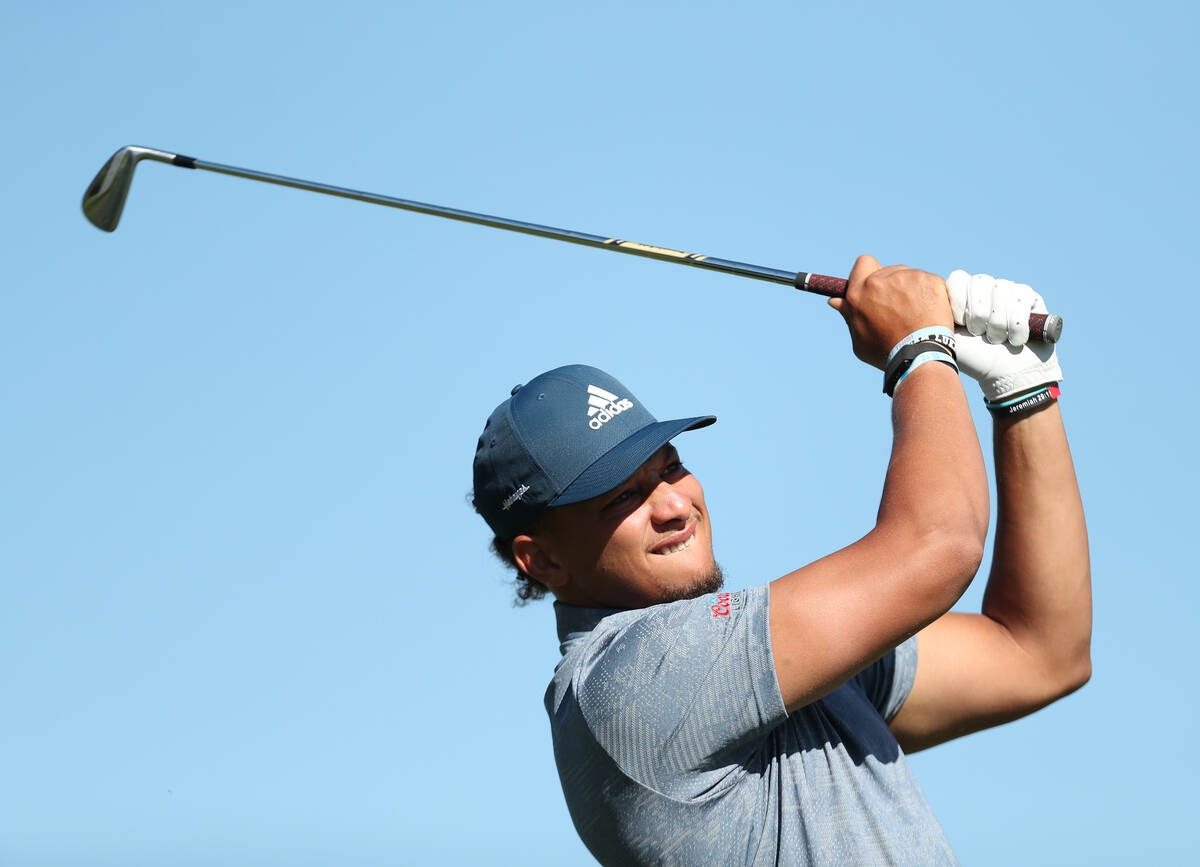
[512,534,569,589]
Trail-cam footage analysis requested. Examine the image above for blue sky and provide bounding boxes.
[2,1,1196,864]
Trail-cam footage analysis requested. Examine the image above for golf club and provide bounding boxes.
[83,145,1063,342]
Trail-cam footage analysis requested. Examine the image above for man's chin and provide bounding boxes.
[665,562,726,603]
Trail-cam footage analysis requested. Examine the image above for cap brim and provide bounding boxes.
[550,415,716,507]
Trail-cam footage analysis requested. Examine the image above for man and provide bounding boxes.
[472,256,1091,865]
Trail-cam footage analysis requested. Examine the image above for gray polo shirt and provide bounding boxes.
[544,584,957,865]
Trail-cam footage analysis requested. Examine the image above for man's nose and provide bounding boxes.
[649,482,690,525]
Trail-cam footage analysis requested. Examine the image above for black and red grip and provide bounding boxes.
[795,272,1062,344]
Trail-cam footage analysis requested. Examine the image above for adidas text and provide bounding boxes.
[588,398,634,430]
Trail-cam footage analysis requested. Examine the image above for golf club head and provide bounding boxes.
[82,146,178,231]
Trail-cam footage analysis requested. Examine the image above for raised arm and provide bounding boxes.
[889,273,1092,751]
[768,256,990,712]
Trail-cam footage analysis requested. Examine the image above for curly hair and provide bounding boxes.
[472,491,550,605]
[488,533,550,605]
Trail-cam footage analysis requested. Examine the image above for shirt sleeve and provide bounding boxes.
[853,635,919,722]
[570,584,787,799]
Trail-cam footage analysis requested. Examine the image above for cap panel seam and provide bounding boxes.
[503,380,562,495]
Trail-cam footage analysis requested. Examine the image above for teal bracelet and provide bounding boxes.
[893,351,959,393]
[986,387,1049,408]
[984,384,1061,417]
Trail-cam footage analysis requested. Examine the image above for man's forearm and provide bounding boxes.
[983,400,1092,689]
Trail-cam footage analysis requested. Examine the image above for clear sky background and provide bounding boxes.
[2,1,1196,864]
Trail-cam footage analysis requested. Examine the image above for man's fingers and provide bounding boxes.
[985,279,1016,344]
[847,254,883,293]
[1006,282,1033,346]
[946,270,970,326]
[857,264,910,298]
[951,270,1045,346]
[965,273,994,336]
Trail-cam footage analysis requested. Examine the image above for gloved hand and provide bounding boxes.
[945,270,1062,401]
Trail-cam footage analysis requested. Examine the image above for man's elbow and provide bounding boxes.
[1058,649,1093,697]
[1051,602,1094,698]
[927,497,989,582]
[951,527,986,580]
[942,517,986,578]
[1071,657,1093,692]
[918,524,986,609]
[1036,642,1092,704]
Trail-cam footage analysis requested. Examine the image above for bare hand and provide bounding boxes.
[829,255,954,370]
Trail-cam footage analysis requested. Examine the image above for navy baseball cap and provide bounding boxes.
[473,364,716,538]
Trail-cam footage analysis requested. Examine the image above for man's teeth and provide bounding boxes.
[659,534,695,555]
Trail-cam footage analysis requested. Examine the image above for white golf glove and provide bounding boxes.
[945,270,1062,402]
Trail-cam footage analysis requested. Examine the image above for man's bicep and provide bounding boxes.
[887,611,1072,752]
[768,533,971,713]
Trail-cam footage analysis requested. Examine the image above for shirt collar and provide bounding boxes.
[554,601,627,646]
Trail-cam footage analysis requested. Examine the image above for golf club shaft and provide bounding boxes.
[88,147,1062,342]
[188,156,813,285]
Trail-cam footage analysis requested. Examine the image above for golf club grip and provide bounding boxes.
[795,272,1062,344]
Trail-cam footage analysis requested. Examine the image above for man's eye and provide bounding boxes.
[664,461,685,476]
[606,490,635,509]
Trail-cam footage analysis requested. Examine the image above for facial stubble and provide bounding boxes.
[664,561,726,604]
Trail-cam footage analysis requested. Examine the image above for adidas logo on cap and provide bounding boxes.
[586,384,635,430]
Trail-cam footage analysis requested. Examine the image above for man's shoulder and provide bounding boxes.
[545,586,784,747]
[551,588,763,683]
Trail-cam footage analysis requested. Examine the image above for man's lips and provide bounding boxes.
[652,522,698,555]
